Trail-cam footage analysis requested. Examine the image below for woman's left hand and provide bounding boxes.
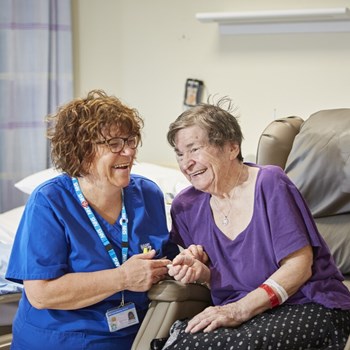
[185,303,245,333]
[168,254,210,285]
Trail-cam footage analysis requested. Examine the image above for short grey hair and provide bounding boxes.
[167,97,244,161]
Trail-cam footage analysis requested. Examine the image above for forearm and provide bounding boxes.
[233,245,313,320]
[268,261,312,299]
[24,268,126,310]
[267,245,313,303]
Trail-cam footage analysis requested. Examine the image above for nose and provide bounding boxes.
[179,153,195,172]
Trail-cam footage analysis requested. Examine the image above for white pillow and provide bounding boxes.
[14,162,190,197]
[14,168,61,195]
[0,206,25,243]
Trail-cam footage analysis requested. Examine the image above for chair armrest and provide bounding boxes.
[148,279,212,303]
[132,281,212,350]
[0,334,12,350]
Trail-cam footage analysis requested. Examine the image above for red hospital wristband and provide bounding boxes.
[259,283,280,308]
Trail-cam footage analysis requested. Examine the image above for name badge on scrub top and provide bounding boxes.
[106,302,139,332]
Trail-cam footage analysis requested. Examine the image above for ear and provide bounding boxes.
[228,142,240,160]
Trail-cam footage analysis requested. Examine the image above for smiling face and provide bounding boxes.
[174,125,239,195]
[87,124,137,190]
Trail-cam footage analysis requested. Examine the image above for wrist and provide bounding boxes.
[195,263,211,288]
[117,266,128,291]
[228,302,248,323]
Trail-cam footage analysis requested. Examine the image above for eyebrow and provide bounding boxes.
[174,142,196,153]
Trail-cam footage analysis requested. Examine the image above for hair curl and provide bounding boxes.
[167,96,244,161]
[47,89,144,177]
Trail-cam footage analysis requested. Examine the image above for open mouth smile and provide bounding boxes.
[189,169,206,179]
[112,163,130,170]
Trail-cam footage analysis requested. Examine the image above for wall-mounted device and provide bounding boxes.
[183,78,204,108]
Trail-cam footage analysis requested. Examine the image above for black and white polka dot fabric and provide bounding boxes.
[161,303,350,350]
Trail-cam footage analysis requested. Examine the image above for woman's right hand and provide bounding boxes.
[119,250,171,292]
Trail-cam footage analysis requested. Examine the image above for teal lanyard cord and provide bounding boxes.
[72,178,129,305]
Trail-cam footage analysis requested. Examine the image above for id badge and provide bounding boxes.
[106,302,139,332]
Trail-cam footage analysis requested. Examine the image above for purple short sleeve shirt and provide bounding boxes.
[170,164,350,310]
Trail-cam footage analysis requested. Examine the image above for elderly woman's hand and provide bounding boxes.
[185,303,246,333]
[168,253,210,285]
[180,244,209,264]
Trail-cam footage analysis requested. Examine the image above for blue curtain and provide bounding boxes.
[0,0,73,213]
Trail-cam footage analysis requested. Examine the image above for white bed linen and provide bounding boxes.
[0,206,25,294]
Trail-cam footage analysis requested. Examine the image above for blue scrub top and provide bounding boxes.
[6,173,179,350]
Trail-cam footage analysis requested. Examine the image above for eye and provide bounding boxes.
[108,139,122,147]
[127,136,138,148]
[191,147,200,153]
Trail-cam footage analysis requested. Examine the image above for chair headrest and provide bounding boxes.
[285,108,350,217]
[256,116,304,169]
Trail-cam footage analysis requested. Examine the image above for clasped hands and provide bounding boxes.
[120,245,209,292]
[167,244,210,285]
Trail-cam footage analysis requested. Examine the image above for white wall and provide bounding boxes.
[72,0,350,166]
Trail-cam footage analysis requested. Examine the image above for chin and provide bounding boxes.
[191,180,209,193]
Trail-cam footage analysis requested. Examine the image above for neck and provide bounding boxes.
[214,162,244,199]
[77,176,123,224]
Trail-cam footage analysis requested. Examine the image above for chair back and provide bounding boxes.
[256,109,350,281]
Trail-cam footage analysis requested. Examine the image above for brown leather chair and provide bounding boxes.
[257,109,350,290]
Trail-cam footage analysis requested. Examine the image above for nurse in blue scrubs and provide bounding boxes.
[6,89,179,350]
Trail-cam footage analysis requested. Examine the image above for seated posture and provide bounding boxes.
[6,90,179,350]
[165,100,350,349]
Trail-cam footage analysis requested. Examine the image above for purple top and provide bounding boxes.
[170,164,350,310]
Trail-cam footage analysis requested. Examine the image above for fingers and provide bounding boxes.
[172,254,194,267]
[185,305,238,333]
[168,264,196,284]
[186,245,204,259]
[121,251,172,291]
[131,249,156,260]
[181,245,209,264]
[131,250,171,269]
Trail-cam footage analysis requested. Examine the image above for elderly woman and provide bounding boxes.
[165,100,350,349]
[6,90,179,350]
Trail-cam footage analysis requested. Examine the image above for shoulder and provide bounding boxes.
[172,186,207,211]
[252,164,301,205]
[130,173,162,192]
[128,174,164,201]
[29,173,72,204]
[255,164,292,188]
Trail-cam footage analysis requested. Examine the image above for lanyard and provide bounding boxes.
[72,177,128,267]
